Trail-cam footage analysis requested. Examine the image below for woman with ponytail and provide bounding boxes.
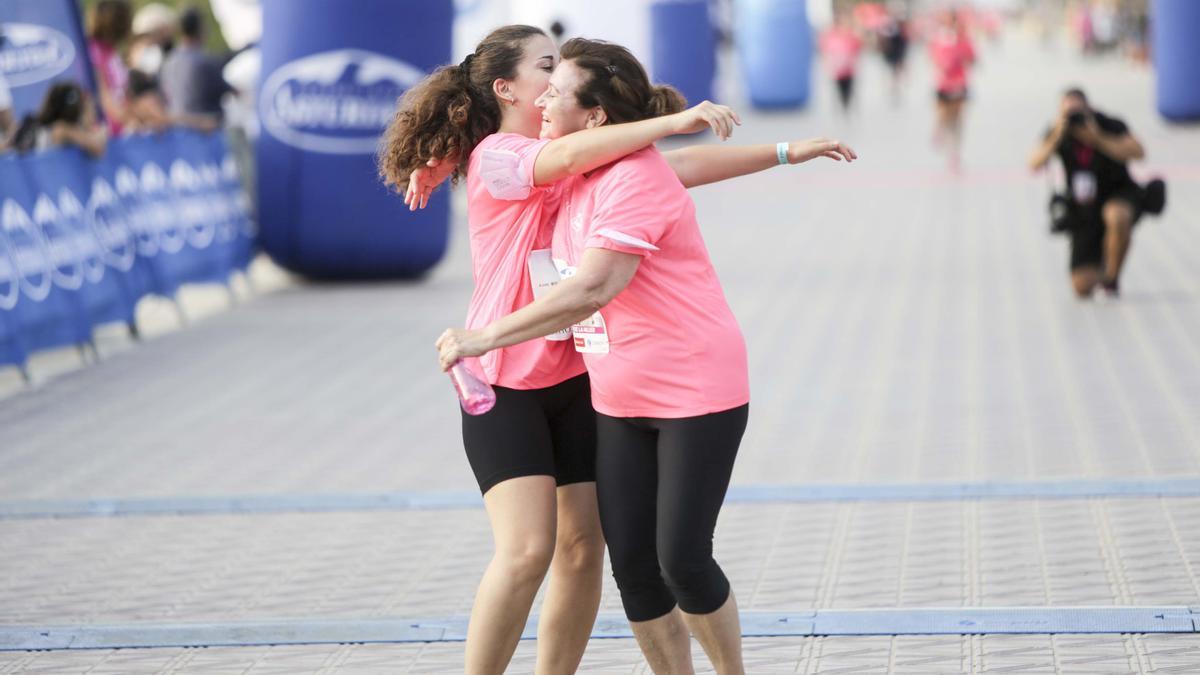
[379,25,742,675]
[436,38,856,674]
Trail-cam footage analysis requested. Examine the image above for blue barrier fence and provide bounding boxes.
[0,129,257,374]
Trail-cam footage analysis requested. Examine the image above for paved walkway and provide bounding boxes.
[2,31,1200,673]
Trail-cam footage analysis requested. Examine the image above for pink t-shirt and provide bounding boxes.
[465,132,585,390]
[820,28,863,79]
[88,40,128,136]
[551,147,749,419]
[929,30,975,93]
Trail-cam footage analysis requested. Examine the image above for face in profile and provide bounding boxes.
[506,34,558,129]
[535,60,596,140]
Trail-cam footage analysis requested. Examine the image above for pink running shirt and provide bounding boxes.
[88,40,128,136]
[929,30,975,94]
[464,132,585,389]
[820,28,863,79]
[550,147,749,419]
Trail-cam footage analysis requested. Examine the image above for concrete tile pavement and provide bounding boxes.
[2,31,1200,673]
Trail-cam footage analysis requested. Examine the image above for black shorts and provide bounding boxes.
[1069,188,1144,271]
[936,88,968,103]
[835,76,854,106]
[461,373,596,494]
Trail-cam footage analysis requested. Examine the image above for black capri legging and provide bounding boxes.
[595,404,749,622]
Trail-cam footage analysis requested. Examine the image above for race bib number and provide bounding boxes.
[1072,171,1097,205]
[528,249,570,341]
[554,259,610,354]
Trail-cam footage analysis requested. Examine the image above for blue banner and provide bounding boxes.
[1,0,97,120]
[0,131,257,370]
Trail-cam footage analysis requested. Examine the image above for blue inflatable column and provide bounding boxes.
[1153,0,1200,121]
[734,0,812,109]
[257,0,453,279]
[651,1,717,105]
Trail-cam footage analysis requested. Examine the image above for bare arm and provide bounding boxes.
[50,123,107,158]
[404,101,741,209]
[1029,117,1066,171]
[662,138,857,188]
[1093,131,1145,163]
[532,101,739,185]
[171,113,222,133]
[436,248,640,370]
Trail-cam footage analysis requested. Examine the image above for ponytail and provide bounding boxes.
[378,25,546,192]
[560,38,688,125]
[646,84,687,118]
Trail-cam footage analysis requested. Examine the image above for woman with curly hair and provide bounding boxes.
[379,25,740,674]
[433,37,855,674]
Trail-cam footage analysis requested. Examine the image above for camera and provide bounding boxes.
[1067,111,1088,128]
[1048,193,1075,234]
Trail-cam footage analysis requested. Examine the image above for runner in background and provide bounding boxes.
[820,10,864,116]
[877,3,910,105]
[929,8,976,173]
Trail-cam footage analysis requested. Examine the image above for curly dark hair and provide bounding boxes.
[559,38,686,125]
[377,24,546,192]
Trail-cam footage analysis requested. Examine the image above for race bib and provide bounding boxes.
[528,249,571,341]
[554,259,610,354]
[1072,171,1097,205]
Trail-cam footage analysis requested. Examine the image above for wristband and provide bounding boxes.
[776,141,790,166]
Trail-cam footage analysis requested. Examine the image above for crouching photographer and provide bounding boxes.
[1029,88,1165,299]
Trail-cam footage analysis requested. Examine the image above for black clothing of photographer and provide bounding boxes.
[1030,89,1146,299]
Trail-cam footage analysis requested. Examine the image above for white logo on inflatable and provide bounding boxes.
[260,49,424,155]
[1,199,53,302]
[0,23,77,87]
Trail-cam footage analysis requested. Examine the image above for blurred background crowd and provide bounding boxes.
[0,0,1163,166]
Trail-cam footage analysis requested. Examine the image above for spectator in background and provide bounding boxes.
[10,82,107,157]
[125,70,172,133]
[161,8,232,128]
[88,0,135,136]
[127,70,218,133]
[129,3,179,78]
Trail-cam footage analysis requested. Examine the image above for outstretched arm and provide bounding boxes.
[436,248,640,370]
[662,138,857,188]
[404,101,741,210]
[532,101,740,185]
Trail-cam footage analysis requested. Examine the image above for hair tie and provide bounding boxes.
[605,64,618,76]
[459,53,476,74]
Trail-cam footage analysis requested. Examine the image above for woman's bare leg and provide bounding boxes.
[465,475,557,675]
[535,482,606,674]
